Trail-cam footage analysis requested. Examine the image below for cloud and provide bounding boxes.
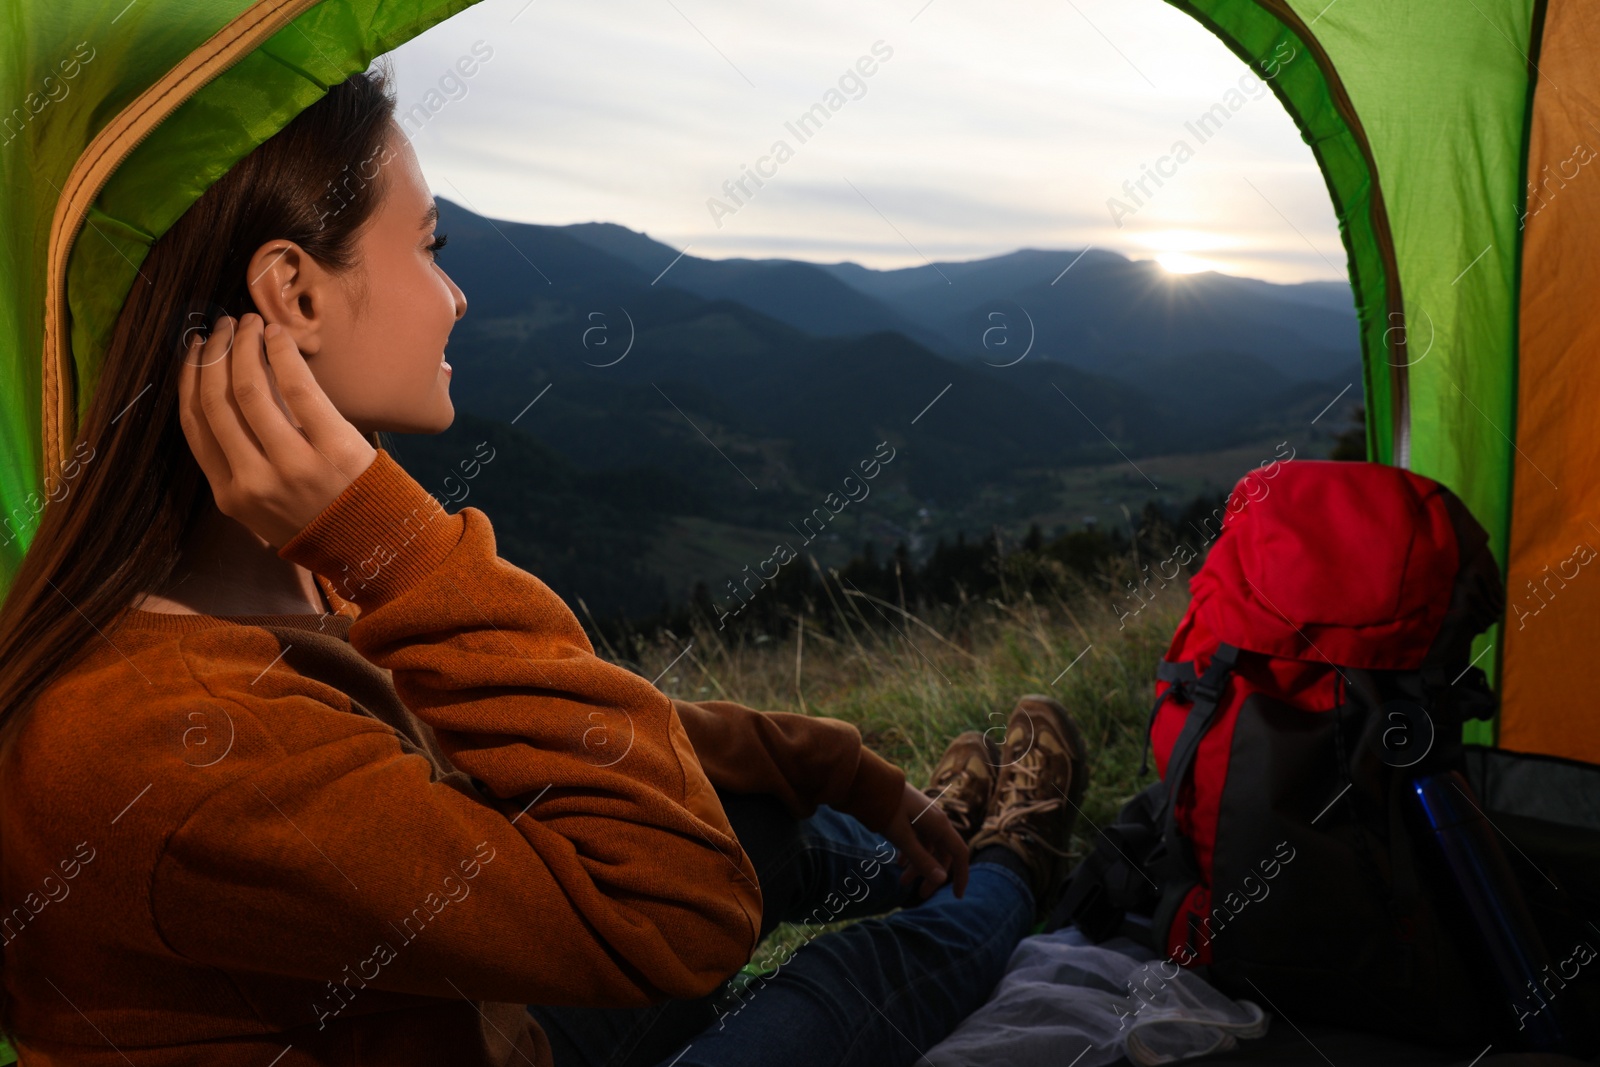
[383,0,1345,283]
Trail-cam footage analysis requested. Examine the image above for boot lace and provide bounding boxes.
[986,742,1075,858]
[927,770,977,831]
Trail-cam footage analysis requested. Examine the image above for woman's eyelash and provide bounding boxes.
[426,232,449,256]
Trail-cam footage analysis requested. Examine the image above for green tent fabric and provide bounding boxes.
[0,0,481,585]
[1163,1,1600,786]
[1165,0,1530,752]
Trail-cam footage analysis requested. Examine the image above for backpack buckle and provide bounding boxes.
[1192,643,1241,704]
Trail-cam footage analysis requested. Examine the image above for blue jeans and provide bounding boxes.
[527,789,1036,1067]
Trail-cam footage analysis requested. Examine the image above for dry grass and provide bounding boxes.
[622,575,1191,965]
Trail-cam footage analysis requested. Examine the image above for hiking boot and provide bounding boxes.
[967,694,1089,922]
[921,730,1001,843]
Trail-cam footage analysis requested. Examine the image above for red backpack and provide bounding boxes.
[1051,459,1506,1046]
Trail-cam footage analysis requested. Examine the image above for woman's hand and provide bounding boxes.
[178,313,377,549]
[880,781,971,902]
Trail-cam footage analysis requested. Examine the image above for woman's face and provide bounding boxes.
[244,119,466,436]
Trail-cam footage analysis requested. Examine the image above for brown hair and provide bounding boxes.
[0,63,399,1036]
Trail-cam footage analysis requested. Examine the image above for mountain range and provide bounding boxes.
[383,198,1363,621]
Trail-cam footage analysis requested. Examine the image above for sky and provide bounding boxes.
[383,0,1348,284]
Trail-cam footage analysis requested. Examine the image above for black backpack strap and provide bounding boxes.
[1140,660,1198,777]
[1048,781,1166,940]
[1049,832,1126,940]
[1152,643,1241,956]
[1386,769,1422,985]
[1158,659,1201,684]
[1160,643,1241,847]
[1055,646,1242,953]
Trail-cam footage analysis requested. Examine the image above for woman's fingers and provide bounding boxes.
[231,314,308,464]
[172,312,375,546]
[262,320,354,454]
[195,316,264,472]
[897,835,948,900]
[177,331,231,486]
[921,807,969,896]
[943,826,970,899]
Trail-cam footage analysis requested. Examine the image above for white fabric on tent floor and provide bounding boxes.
[924,927,1268,1067]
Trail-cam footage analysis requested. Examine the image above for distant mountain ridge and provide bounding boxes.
[555,217,1359,382]
[386,199,1362,619]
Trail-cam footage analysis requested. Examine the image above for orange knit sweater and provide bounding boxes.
[0,449,907,1065]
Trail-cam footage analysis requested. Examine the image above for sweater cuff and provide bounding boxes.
[841,745,908,834]
[277,448,463,613]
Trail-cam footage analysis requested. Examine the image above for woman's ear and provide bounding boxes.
[244,240,328,356]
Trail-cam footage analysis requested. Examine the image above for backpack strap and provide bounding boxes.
[1157,659,1200,684]
[1047,781,1166,938]
[1139,659,1199,777]
[1052,645,1240,953]
[1160,642,1241,845]
[1152,642,1241,954]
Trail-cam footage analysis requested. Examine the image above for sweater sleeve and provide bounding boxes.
[147,449,761,1013]
[670,699,908,834]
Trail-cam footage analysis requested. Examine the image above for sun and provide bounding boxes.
[1155,251,1220,274]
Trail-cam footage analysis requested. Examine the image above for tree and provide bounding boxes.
[1328,405,1367,461]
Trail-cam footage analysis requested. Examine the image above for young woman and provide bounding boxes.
[0,67,1088,1066]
